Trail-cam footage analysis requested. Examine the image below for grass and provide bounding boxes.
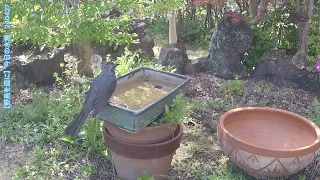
[218,77,244,99]
[0,66,110,179]
[0,88,79,147]
[0,85,105,179]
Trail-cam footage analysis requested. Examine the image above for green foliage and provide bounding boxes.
[191,158,251,180]
[148,18,168,46]
[0,85,83,147]
[137,171,155,180]
[219,77,244,99]
[0,0,187,51]
[308,6,320,65]
[268,5,299,51]
[80,165,97,175]
[206,163,249,180]
[148,17,213,49]
[0,86,86,178]
[0,0,138,50]
[143,0,184,15]
[242,22,277,71]
[148,19,168,37]
[56,59,105,155]
[114,49,140,76]
[115,49,176,77]
[2,74,107,179]
[242,5,300,70]
[177,19,212,47]
[13,146,62,179]
[150,93,191,126]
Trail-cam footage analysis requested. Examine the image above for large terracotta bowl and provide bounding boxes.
[217,107,320,179]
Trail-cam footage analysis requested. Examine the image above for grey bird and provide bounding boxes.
[64,61,118,138]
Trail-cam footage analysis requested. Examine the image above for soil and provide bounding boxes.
[0,143,27,180]
[0,72,319,180]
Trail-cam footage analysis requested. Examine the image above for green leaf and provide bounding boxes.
[114,43,118,51]
[137,171,155,180]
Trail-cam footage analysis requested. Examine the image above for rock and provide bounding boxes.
[129,34,155,59]
[68,40,95,77]
[128,19,155,59]
[94,19,154,60]
[267,48,287,59]
[267,48,296,59]
[157,43,189,74]
[0,48,66,89]
[184,57,207,74]
[251,58,320,94]
[101,9,121,19]
[207,15,253,79]
[69,19,155,74]
[90,41,125,61]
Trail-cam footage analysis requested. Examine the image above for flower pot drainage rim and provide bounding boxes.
[219,107,320,158]
[103,124,183,159]
[104,121,178,144]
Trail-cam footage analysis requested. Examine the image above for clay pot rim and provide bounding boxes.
[103,123,183,159]
[104,121,178,134]
[219,107,320,157]
[140,123,178,130]
[105,123,183,148]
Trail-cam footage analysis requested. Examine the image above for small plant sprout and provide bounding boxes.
[149,92,191,126]
[137,171,155,180]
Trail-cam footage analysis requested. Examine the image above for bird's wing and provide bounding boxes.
[90,76,117,117]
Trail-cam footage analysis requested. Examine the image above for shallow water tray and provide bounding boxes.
[93,67,191,132]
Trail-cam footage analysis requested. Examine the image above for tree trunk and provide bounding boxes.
[205,4,213,28]
[249,0,259,17]
[168,11,177,44]
[291,0,314,68]
[177,9,183,34]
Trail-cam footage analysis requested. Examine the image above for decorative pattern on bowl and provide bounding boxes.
[218,135,319,178]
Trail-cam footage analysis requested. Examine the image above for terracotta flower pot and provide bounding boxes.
[103,123,183,180]
[104,121,177,144]
[218,107,320,179]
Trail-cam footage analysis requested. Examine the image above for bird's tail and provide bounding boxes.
[64,110,89,138]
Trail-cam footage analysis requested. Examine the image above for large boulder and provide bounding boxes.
[0,48,66,89]
[157,43,189,74]
[251,58,320,94]
[207,14,253,79]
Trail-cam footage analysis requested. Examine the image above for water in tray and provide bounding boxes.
[110,78,178,110]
